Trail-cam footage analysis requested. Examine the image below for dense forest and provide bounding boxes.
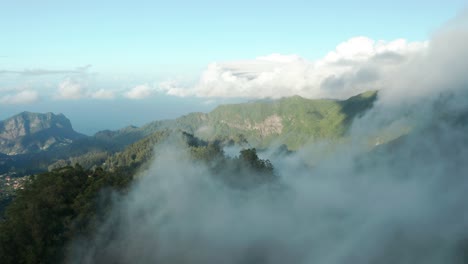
[0,132,277,263]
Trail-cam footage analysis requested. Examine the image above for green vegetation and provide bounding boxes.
[184,90,378,149]
[104,130,170,170]
[81,91,378,151]
[5,91,468,263]
[0,91,379,223]
[0,91,379,227]
[0,91,378,178]
[0,165,134,264]
[222,148,276,188]
[0,131,277,263]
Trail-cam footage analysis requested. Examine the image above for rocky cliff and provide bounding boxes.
[0,112,85,155]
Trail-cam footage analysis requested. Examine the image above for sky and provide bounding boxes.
[1,0,467,134]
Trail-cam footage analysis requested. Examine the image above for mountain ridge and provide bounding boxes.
[0,112,85,155]
[0,91,378,174]
[105,90,378,149]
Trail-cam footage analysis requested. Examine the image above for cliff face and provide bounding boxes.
[0,112,85,155]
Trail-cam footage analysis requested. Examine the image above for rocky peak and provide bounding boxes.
[0,112,84,155]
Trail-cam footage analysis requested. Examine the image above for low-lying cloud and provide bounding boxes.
[0,65,117,103]
[0,90,39,104]
[54,78,116,101]
[56,79,87,100]
[124,84,155,99]
[68,107,468,263]
[90,89,116,100]
[67,12,468,264]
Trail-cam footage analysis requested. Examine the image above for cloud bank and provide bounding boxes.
[54,78,116,100]
[124,84,155,99]
[69,105,468,264]
[0,38,430,103]
[66,12,468,264]
[160,37,427,99]
[0,90,39,104]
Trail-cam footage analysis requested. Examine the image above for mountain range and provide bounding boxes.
[0,91,378,174]
[94,90,378,149]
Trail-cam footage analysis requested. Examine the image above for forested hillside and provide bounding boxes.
[0,132,276,263]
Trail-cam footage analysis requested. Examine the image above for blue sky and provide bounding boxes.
[2,1,464,72]
[1,0,467,134]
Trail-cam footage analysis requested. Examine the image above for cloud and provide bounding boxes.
[1,65,116,102]
[159,37,427,99]
[124,84,154,99]
[68,12,468,263]
[91,89,115,100]
[54,78,117,100]
[322,37,425,64]
[0,65,92,76]
[0,90,39,104]
[69,110,468,264]
[368,12,468,109]
[56,79,86,99]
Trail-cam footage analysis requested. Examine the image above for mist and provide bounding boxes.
[67,13,468,264]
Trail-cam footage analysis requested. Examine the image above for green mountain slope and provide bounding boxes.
[102,91,377,150]
[93,91,378,172]
[157,91,377,149]
[0,91,378,176]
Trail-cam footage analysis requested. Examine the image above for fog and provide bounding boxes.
[67,13,468,264]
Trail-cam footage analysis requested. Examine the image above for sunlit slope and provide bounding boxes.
[195,91,378,149]
[107,91,378,150]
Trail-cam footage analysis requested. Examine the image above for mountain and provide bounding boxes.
[0,112,85,155]
[200,90,377,149]
[0,91,378,174]
[109,90,378,150]
[89,91,378,171]
[0,92,379,220]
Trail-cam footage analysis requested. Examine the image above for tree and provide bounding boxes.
[239,148,274,174]
[0,165,134,264]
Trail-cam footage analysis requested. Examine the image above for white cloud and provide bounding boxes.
[256,53,305,63]
[374,14,468,106]
[0,90,39,104]
[159,37,428,99]
[56,79,86,100]
[322,37,426,64]
[91,89,116,100]
[125,84,154,99]
[54,78,119,100]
